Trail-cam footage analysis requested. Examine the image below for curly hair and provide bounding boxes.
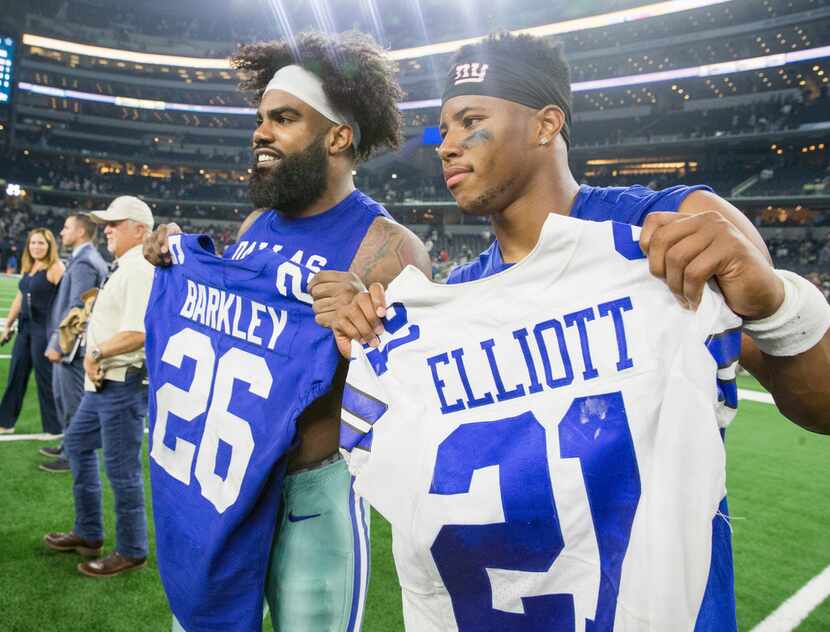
[233,32,403,162]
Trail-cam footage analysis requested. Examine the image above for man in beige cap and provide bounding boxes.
[44,195,156,577]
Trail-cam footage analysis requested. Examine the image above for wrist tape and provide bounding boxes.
[743,269,830,357]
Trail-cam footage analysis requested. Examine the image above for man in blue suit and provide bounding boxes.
[40,213,108,473]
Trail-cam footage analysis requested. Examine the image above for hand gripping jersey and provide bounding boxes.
[145,234,340,632]
[341,213,742,632]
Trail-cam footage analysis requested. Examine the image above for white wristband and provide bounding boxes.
[743,269,830,357]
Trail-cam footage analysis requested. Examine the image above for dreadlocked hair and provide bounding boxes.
[233,31,403,162]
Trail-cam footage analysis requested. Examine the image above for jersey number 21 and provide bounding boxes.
[431,392,640,631]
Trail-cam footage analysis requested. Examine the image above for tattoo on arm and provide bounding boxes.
[350,218,433,287]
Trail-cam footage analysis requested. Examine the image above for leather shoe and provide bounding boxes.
[39,445,62,457]
[44,531,102,557]
[39,459,70,473]
[77,551,146,578]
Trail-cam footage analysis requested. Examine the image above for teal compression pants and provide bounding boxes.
[172,456,370,631]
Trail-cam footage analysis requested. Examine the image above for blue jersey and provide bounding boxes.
[448,184,710,284]
[224,189,391,284]
[145,234,341,632]
[446,183,736,631]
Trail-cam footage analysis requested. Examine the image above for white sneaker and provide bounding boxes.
[0,427,14,434]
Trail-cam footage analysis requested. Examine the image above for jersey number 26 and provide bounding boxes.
[150,327,270,513]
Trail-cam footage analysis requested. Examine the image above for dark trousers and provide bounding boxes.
[52,354,85,432]
[0,323,61,434]
[64,373,148,558]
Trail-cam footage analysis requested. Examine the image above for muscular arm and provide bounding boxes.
[738,330,830,433]
[349,216,433,286]
[679,190,772,263]
[679,190,830,433]
[310,216,431,353]
[291,220,431,470]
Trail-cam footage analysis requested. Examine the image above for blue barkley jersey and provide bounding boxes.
[342,214,742,631]
[145,234,341,632]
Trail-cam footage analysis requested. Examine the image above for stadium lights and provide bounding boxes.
[22,34,232,69]
[389,0,733,60]
[573,45,830,92]
[16,82,253,115]
[22,0,733,68]
[17,44,830,115]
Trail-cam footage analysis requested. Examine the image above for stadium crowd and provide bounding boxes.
[2,195,829,295]
[5,139,830,219]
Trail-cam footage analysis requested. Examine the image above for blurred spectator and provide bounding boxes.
[40,213,109,472]
[45,196,155,577]
[6,246,19,274]
[0,228,65,435]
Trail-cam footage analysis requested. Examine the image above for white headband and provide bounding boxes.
[264,64,361,149]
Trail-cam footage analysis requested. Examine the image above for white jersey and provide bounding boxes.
[341,213,742,632]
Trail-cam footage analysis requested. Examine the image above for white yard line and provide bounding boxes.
[0,392,772,440]
[737,388,774,405]
[750,565,830,632]
[0,428,149,442]
[0,432,63,442]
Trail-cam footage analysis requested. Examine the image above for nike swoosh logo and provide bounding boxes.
[287,512,321,523]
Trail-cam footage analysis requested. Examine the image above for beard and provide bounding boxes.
[248,134,329,216]
[455,178,513,216]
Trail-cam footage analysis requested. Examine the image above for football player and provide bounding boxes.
[323,32,830,435]
[144,31,431,632]
[322,31,830,631]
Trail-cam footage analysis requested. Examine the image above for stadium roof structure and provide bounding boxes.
[17,44,830,114]
[22,0,733,68]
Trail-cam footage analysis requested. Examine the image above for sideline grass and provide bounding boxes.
[0,441,403,632]
[727,401,830,630]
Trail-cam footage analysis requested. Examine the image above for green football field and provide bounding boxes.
[0,274,827,631]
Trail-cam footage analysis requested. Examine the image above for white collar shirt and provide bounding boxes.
[84,244,154,391]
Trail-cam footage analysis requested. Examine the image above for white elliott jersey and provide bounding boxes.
[340,213,742,632]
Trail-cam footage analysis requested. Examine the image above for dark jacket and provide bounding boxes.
[47,242,109,359]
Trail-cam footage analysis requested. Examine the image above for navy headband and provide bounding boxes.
[442,55,572,149]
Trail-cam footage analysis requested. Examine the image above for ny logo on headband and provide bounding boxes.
[453,63,489,85]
